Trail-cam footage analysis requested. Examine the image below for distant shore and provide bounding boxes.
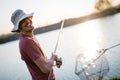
[0,4,120,44]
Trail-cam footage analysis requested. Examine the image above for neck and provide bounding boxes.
[20,31,33,37]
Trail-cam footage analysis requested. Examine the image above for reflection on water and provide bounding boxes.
[76,20,102,61]
[0,13,120,80]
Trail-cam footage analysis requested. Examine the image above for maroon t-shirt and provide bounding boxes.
[19,34,55,80]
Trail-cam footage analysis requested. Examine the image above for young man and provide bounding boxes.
[11,9,61,80]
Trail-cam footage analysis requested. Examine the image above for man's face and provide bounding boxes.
[19,17,34,32]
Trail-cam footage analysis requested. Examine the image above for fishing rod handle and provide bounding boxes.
[56,57,62,68]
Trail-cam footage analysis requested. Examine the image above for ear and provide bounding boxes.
[18,24,22,33]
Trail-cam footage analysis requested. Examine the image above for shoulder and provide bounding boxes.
[19,35,34,48]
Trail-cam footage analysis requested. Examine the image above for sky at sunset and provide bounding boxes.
[0,0,119,34]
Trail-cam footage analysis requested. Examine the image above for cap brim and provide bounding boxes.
[11,12,34,32]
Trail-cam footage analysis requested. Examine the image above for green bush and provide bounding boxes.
[110,77,120,80]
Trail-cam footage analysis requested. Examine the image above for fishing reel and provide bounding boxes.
[56,57,62,68]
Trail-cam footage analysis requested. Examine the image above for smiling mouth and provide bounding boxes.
[26,22,34,28]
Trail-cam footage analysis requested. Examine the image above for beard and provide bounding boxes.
[27,26,34,32]
[22,24,34,33]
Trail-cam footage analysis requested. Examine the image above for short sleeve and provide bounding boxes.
[23,39,42,61]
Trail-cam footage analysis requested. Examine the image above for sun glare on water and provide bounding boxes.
[78,20,102,61]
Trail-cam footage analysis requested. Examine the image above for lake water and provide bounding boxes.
[0,13,120,80]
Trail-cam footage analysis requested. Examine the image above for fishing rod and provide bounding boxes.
[54,20,64,53]
[54,20,64,68]
[48,20,64,80]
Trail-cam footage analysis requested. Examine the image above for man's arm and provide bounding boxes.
[34,54,57,74]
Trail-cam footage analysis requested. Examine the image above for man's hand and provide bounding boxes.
[51,53,62,68]
[51,53,58,61]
